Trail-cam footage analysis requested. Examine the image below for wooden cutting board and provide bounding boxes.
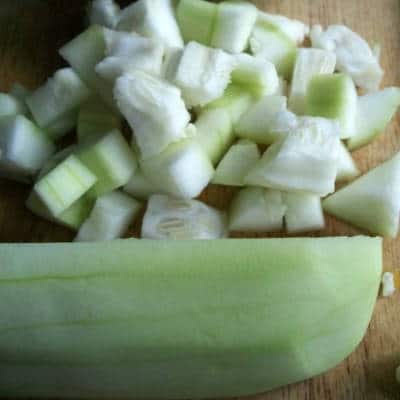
[0,0,399,399]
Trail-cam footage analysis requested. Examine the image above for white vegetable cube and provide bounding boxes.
[168,42,236,107]
[75,191,141,242]
[231,54,279,99]
[305,73,357,139]
[194,108,233,165]
[289,48,336,115]
[283,192,325,234]
[176,0,217,45]
[124,168,159,200]
[114,72,190,157]
[0,93,28,118]
[26,68,90,138]
[96,30,164,81]
[250,23,297,80]
[59,25,116,111]
[229,187,286,232]
[34,155,97,216]
[347,87,400,150]
[117,0,183,49]
[89,0,121,29]
[235,95,297,144]
[323,152,400,238]
[211,1,257,53]
[310,24,383,92]
[245,120,340,196]
[381,272,396,297]
[77,129,138,197]
[0,115,55,181]
[212,139,260,186]
[140,138,214,199]
[257,11,309,44]
[77,97,121,142]
[336,141,359,182]
[142,194,227,239]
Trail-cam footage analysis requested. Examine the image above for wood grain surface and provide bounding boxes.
[0,1,399,399]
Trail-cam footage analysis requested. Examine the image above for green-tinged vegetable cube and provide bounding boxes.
[26,191,94,230]
[77,129,137,197]
[229,187,286,232]
[26,68,90,139]
[211,1,257,53]
[289,48,336,115]
[235,95,297,145]
[232,54,279,99]
[75,191,141,242]
[140,136,214,199]
[204,84,254,124]
[59,25,116,111]
[305,73,357,139]
[212,139,260,186]
[34,154,97,216]
[176,0,217,45]
[194,108,233,165]
[250,23,297,80]
[257,10,309,44]
[283,192,325,233]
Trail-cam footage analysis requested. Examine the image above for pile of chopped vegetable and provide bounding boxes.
[0,1,399,395]
[0,0,399,242]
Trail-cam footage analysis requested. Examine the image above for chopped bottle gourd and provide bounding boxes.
[75,191,141,242]
[114,71,190,158]
[229,187,286,232]
[323,152,400,238]
[142,194,227,239]
[212,139,260,186]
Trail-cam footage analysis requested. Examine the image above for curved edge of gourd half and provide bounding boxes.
[0,236,383,399]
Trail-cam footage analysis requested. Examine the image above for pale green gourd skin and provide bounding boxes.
[0,237,381,399]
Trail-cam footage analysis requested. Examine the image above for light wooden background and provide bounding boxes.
[0,1,399,399]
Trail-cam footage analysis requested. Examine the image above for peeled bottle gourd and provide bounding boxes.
[0,237,381,398]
